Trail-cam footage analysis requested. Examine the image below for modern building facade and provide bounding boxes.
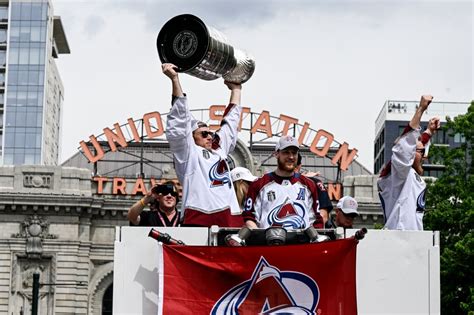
[373,100,470,176]
[0,0,69,166]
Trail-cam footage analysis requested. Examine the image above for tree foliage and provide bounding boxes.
[424,101,474,315]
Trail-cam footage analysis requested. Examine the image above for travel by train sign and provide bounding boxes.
[79,106,358,171]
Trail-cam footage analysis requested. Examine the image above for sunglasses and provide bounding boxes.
[200,131,214,138]
[152,184,178,197]
[161,190,178,197]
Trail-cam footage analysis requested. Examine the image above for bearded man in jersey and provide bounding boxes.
[243,135,324,229]
[378,95,440,230]
[163,63,244,227]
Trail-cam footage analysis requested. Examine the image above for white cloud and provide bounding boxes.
[54,0,473,170]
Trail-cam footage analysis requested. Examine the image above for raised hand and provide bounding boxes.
[162,63,179,80]
[419,95,433,111]
[427,117,441,133]
[162,63,184,97]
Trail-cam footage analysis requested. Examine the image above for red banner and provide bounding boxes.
[159,239,358,314]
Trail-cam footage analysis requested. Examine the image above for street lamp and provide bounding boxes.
[31,273,86,315]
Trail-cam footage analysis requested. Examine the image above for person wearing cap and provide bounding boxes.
[127,181,180,227]
[378,95,441,230]
[327,196,359,229]
[295,153,333,227]
[231,167,258,213]
[162,63,244,227]
[242,135,324,229]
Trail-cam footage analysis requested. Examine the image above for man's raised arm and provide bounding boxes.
[409,95,433,129]
[162,63,184,98]
[163,63,193,181]
[214,81,243,154]
[391,95,434,178]
[225,81,242,106]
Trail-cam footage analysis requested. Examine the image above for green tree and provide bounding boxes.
[424,101,474,315]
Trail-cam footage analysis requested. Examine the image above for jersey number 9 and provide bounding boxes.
[244,198,253,211]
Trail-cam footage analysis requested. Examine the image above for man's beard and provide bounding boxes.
[277,158,296,173]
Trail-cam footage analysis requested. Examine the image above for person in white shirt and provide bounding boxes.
[378,95,440,230]
[162,63,244,227]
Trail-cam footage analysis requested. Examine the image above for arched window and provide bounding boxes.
[102,284,113,315]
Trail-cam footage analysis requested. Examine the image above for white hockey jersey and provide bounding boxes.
[243,172,324,229]
[378,127,427,230]
[166,96,241,216]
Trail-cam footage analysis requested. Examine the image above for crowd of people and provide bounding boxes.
[127,64,439,232]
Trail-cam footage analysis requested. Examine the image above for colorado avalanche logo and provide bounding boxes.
[211,257,319,314]
[268,197,306,229]
[209,160,231,188]
[416,188,427,212]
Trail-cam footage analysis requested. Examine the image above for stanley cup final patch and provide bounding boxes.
[267,191,276,202]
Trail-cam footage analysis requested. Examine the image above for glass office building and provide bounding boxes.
[0,0,69,165]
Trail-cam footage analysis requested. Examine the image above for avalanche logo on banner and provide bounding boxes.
[211,257,319,314]
[159,239,358,315]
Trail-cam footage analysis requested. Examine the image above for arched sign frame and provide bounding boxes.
[78,107,359,179]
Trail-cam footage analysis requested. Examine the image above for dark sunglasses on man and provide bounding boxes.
[152,184,179,198]
[200,131,214,138]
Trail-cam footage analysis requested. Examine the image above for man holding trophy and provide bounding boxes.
[159,14,255,227]
[163,63,244,227]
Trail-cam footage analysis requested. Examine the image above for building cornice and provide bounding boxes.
[0,194,133,218]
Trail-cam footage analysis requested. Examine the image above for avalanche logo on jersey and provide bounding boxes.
[209,159,231,188]
[416,188,427,212]
[268,197,306,229]
[211,257,320,315]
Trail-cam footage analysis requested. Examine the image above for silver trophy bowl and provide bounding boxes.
[157,14,255,83]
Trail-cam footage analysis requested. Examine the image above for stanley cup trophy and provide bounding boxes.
[157,14,255,83]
